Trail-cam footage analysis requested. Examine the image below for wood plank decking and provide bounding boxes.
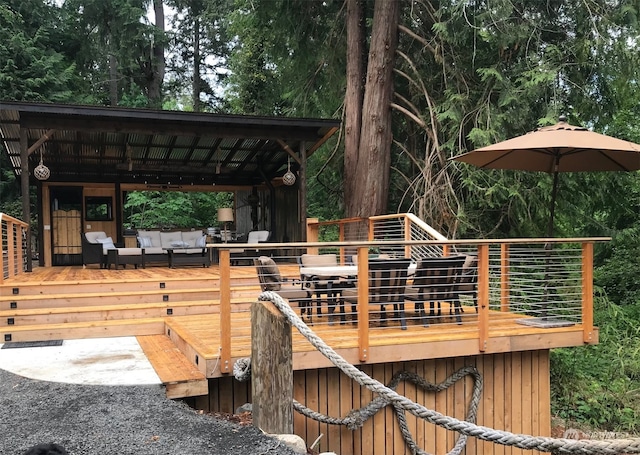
[0,265,596,399]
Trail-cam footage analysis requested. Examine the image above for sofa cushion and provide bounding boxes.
[85,231,107,243]
[159,231,183,249]
[137,236,153,248]
[137,230,162,248]
[96,236,116,254]
[181,230,205,248]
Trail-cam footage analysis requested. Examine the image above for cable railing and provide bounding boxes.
[0,213,29,283]
[212,235,607,373]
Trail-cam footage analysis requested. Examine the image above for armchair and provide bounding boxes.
[82,231,117,268]
[230,230,271,265]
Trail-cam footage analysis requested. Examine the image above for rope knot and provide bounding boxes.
[344,409,366,430]
[233,357,251,382]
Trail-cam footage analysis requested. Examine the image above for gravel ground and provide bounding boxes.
[0,368,299,455]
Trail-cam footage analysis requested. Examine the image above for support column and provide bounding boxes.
[19,128,32,272]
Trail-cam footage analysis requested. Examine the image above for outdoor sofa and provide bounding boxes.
[136,229,210,267]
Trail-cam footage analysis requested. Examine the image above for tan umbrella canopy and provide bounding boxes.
[452,116,640,236]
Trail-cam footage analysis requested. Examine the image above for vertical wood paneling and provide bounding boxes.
[493,353,505,455]
[424,358,437,454]
[194,351,551,455]
[293,371,307,443]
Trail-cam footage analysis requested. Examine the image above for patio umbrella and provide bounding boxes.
[451,116,640,236]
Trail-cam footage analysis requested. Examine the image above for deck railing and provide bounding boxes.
[0,213,29,283]
[214,236,607,373]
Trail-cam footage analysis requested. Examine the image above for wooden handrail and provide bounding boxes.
[1,213,29,283]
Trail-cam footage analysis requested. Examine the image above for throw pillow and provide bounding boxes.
[138,236,152,248]
[96,237,116,250]
[196,235,206,248]
[170,240,190,248]
[259,256,282,291]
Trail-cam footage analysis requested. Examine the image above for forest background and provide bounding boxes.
[1,0,640,433]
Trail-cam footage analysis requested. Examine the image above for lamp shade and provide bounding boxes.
[217,207,234,223]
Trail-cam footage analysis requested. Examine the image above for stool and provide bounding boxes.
[107,248,145,269]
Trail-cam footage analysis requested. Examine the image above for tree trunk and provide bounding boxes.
[108,51,118,106]
[148,0,166,108]
[344,0,366,217]
[348,0,399,217]
[193,17,201,112]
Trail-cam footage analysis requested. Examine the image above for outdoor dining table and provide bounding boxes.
[299,263,417,318]
[299,262,416,279]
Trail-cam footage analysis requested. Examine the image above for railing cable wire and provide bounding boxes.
[235,291,640,455]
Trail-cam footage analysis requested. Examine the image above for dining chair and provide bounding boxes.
[253,256,312,319]
[342,257,412,330]
[405,255,466,325]
[298,253,341,321]
[457,255,478,312]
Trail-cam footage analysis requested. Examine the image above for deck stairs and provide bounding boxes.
[0,270,262,399]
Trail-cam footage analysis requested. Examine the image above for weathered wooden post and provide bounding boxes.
[251,299,293,434]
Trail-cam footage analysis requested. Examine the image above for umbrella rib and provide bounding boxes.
[479,149,554,169]
[562,148,637,171]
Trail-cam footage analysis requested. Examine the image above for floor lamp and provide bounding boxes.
[217,208,234,242]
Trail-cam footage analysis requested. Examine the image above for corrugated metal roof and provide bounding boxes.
[0,101,340,186]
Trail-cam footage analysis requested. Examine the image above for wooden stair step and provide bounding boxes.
[0,301,222,326]
[0,317,165,342]
[0,298,256,324]
[137,334,208,399]
[0,287,219,302]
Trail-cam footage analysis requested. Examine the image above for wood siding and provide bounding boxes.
[192,351,550,455]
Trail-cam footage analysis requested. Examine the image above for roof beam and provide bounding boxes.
[27,129,55,155]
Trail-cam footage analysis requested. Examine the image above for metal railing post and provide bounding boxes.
[582,242,594,343]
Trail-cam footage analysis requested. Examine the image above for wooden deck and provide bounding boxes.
[1,265,596,395]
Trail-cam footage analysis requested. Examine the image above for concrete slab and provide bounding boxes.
[0,337,161,386]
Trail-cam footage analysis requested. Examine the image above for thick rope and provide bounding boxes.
[254,291,640,454]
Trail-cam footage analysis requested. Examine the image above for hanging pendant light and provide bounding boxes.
[282,157,296,186]
[34,149,50,181]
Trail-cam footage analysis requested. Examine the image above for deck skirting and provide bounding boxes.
[189,351,551,455]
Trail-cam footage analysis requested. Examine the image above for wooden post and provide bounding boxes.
[477,244,490,352]
[251,299,293,434]
[219,248,231,373]
[500,243,510,312]
[306,217,319,255]
[357,246,370,362]
[19,128,32,272]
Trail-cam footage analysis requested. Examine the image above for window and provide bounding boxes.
[85,196,113,221]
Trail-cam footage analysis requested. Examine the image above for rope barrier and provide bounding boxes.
[240,292,640,454]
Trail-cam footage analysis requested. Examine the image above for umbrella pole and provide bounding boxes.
[542,168,560,320]
[547,170,560,238]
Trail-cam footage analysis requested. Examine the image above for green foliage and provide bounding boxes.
[594,227,640,306]
[123,191,233,229]
[0,1,77,102]
[551,293,640,431]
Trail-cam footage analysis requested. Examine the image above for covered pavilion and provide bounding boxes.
[0,101,340,268]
